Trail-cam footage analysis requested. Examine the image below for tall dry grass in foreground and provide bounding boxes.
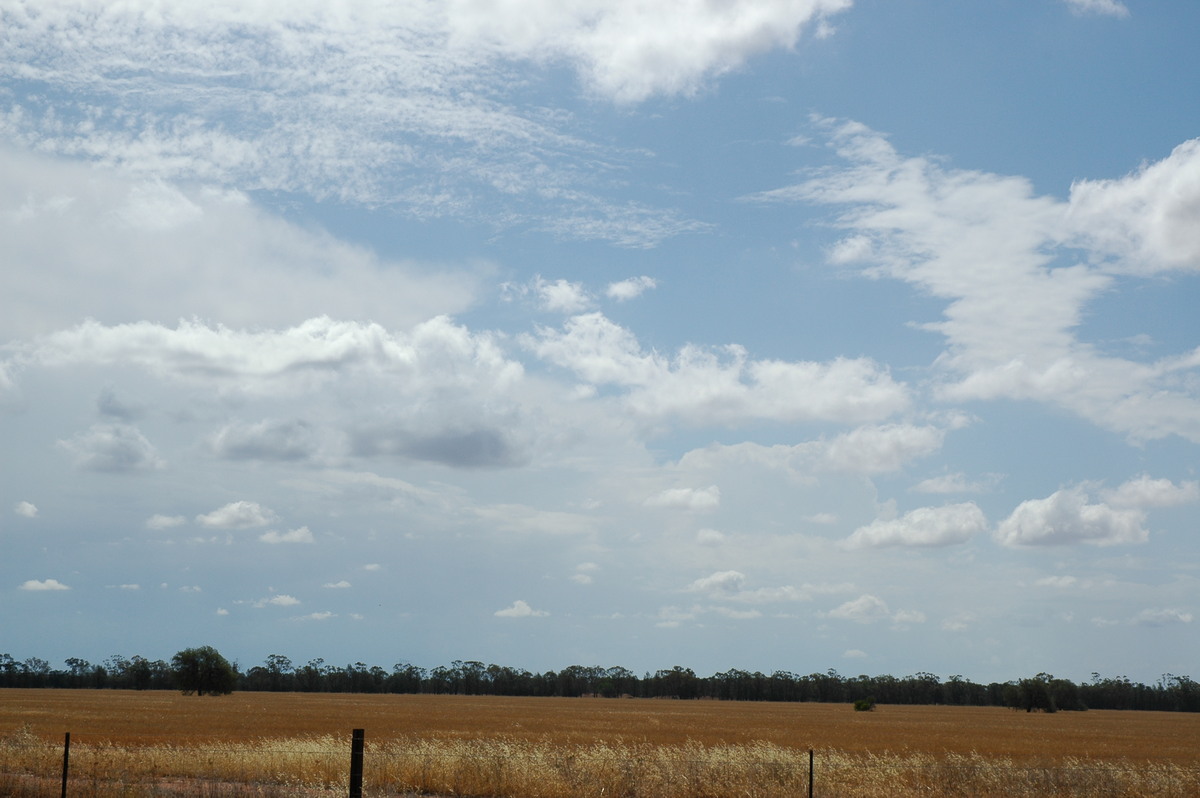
[4,726,1199,798]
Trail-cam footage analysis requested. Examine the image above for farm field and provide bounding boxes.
[3,690,1199,796]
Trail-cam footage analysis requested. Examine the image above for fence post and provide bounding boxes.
[61,732,70,798]
[349,728,365,798]
[808,748,813,798]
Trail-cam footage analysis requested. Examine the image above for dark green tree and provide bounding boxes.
[171,646,237,696]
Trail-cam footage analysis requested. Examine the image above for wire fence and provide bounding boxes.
[2,728,1199,798]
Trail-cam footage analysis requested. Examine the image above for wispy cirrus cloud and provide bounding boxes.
[0,0,836,246]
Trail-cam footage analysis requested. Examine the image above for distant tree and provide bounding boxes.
[1008,673,1057,713]
[853,696,877,712]
[171,646,237,696]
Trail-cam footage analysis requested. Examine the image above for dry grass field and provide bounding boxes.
[2,689,1199,796]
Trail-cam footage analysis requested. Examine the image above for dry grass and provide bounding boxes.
[2,690,1199,797]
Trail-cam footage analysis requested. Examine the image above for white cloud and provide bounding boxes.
[0,3,734,246]
[891,609,927,626]
[732,583,853,604]
[571,563,599,585]
[145,514,186,530]
[687,570,747,595]
[645,486,721,512]
[843,649,868,659]
[9,315,535,470]
[711,606,762,620]
[995,486,1147,547]
[531,312,909,425]
[196,501,278,530]
[19,579,70,591]
[536,277,592,314]
[826,594,891,623]
[323,581,352,589]
[259,526,316,545]
[1132,608,1193,627]
[1102,475,1200,509]
[756,120,1200,443]
[447,0,853,103]
[494,599,549,618]
[255,595,300,608]
[821,423,945,473]
[823,594,924,626]
[0,149,483,338]
[1067,138,1200,272]
[912,472,999,495]
[212,420,320,463]
[942,612,975,632]
[216,608,229,616]
[606,276,658,301]
[845,502,987,548]
[300,612,336,621]
[116,584,140,591]
[1036,576,1079,589]
[14,501,38,518]
[58,423,164,472]
[1062,0,1130,18]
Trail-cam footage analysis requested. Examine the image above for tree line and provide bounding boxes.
[2,651,1198,712]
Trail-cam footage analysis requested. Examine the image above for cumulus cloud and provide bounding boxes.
[1036,576,1079,588]
[324,581,352,589]
[14,316,523,397]
[821,423,945,473]
[96,387,143,421]
[755,119,1200,443]
[995,475,1197,548]
[494,599,549,618]
[687,570,747,595]
[212,420,320,462]
[447,0,853,102]
[536,278,592,314]
[1067,138,1200,271]
[606,276,658,301]
[145,514,186,530]
[1102,475,1199,509]
[845,502,988,548]
[689,573,851,606]
[14,501,38,518]
[824,594,925,626]
[58,423,164,472]
[826,594,892,623]
[995,486,1146,547]
[196,501,278,530]
[19,579,70,591]
[531,312,909,425]
[254,595,301,608]
[645,486,721,512]
[1062,0,1130,18]
[1132,608,1193,627]
[259,527,316,545]
[9,315,538,470]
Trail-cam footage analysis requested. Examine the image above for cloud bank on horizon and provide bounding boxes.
[2,0,1198,683]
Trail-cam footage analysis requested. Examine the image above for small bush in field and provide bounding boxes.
[854,697,876,712]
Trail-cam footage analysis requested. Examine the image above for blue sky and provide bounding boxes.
[2,0,1198,685]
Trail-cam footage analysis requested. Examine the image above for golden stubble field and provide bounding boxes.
[3,690,1200,797]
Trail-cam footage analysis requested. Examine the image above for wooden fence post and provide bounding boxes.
[61,732,70,798]
[808,748,813,798]
[349,728,365,798]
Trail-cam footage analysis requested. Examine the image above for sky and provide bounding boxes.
[2,0,1198,686]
